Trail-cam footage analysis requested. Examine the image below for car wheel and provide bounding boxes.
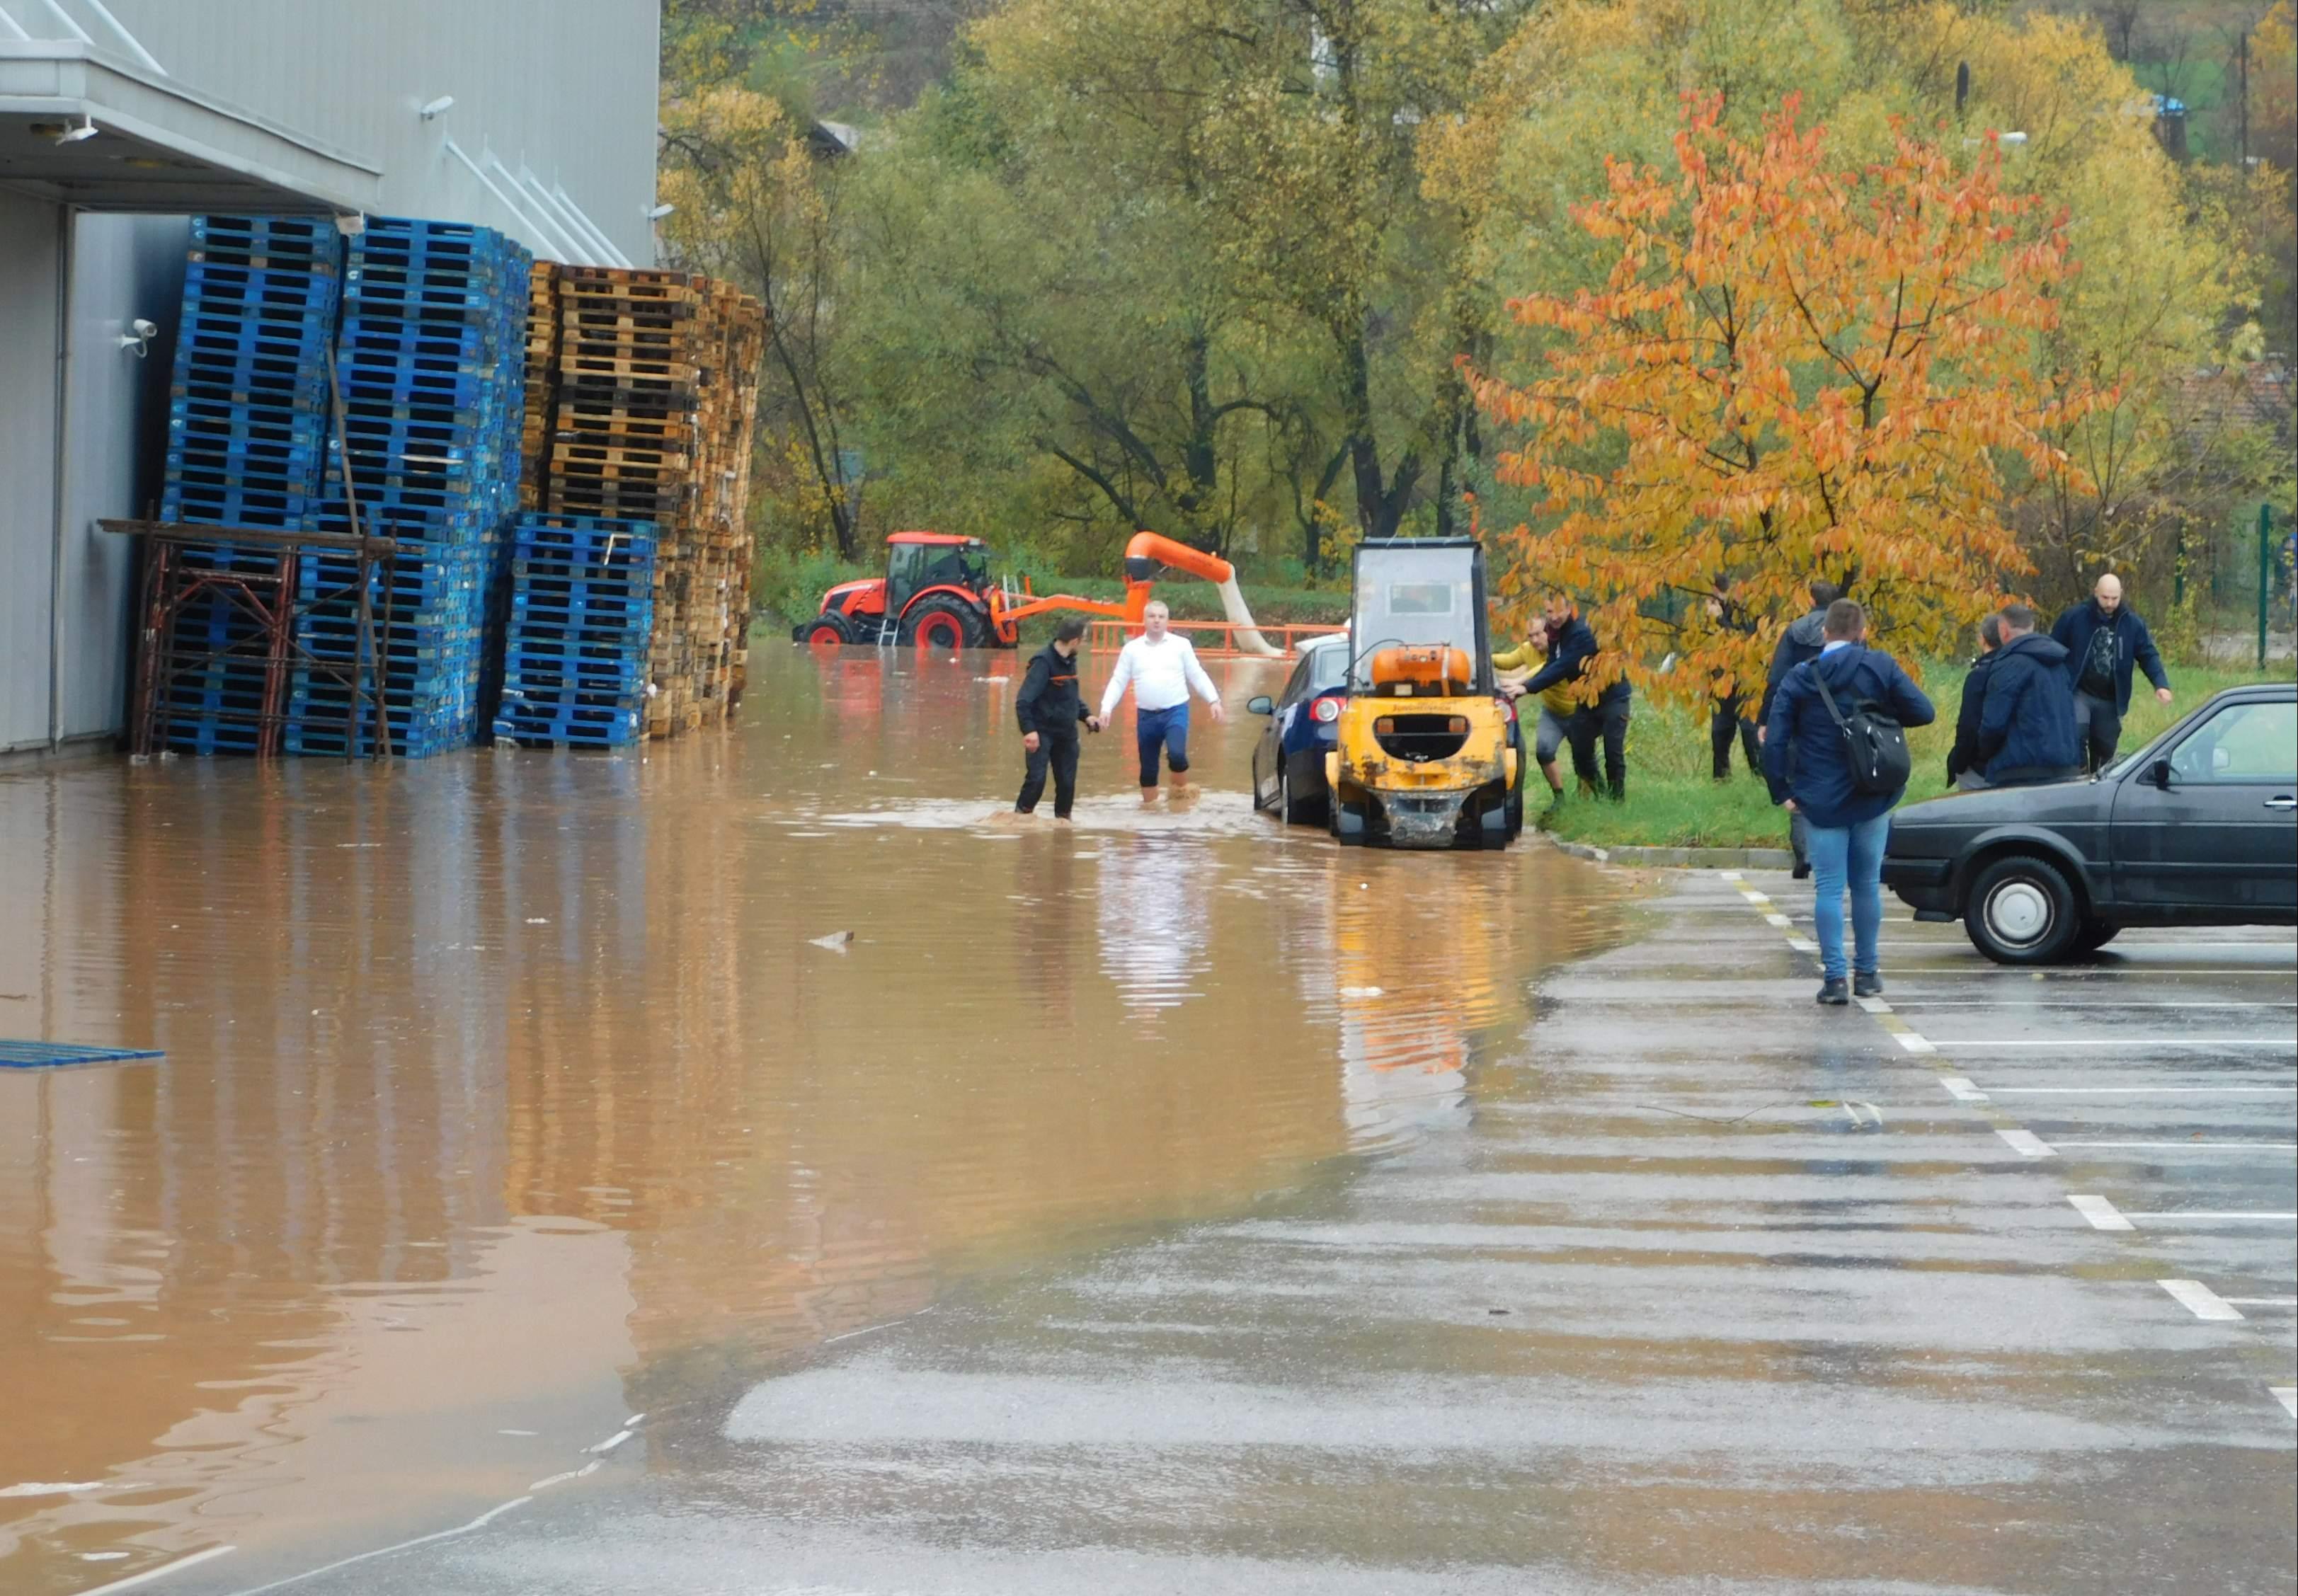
[2074,918,2122,954]
[1965,854,2081,965]
[1279,763,1327,826]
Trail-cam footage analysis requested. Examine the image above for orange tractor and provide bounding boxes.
[791,530,1277,654]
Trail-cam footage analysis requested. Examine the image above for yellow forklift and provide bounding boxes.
[1324,538,1524,849]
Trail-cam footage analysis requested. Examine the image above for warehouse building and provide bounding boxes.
[0,0,661,755]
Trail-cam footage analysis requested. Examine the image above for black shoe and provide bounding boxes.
[1853,972,1884,999]
[1816,978,1849,1006]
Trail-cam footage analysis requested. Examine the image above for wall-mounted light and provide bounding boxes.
[47,115,99,145]
[646,203,675,221]
[420,96,455,121]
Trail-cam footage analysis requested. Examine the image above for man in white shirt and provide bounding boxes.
[1097,600,1226,805]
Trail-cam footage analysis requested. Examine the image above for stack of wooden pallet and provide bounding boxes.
[518,260,556,511]
[535,265,765,737]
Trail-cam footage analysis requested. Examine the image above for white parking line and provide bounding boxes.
[1996,1128,2055,1157]
[1888,1000,2298,1010]
[2274,1387,2298,1419]
[1985,1086,2298,1095]
[2069,1195,2134,1231]
[2157,1280,2246,1321]
[2224,1297,2298,1309]
[79,1547,236,1596]
[1928,1038,2297,1049]
[1887,968,2298,978]
[2051,1141,2297,1154]
[2119,1212,2298,1223]
[1941,1077,1989,1101]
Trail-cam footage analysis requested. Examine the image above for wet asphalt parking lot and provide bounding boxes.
[155,863,2297,1596]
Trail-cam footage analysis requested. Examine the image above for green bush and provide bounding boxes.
[755,546,872,626]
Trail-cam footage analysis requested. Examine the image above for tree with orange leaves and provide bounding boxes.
[1466,93,2106,710]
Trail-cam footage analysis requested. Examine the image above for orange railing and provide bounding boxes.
[1085,618,1346,658]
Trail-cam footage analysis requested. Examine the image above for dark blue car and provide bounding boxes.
[1248,633,1349,825]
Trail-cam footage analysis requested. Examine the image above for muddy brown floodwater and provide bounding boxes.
[0,641,1630,1593]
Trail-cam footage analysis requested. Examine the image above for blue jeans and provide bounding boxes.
[1807,812,1892,982]
[1136,704,1191,787]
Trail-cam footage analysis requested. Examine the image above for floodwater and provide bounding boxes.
[0,642,1628,1593]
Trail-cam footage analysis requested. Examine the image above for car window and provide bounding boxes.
[1277,653,1313,707]
[2168,700,2297,783]
[1307,641,1349,694]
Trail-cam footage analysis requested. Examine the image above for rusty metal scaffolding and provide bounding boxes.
[108,348,399,760]
[105,519,403,759]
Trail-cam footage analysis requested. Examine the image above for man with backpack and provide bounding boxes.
[1763,599,1936,1006]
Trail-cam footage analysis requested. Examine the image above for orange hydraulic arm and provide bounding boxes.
[987,531,1238,640]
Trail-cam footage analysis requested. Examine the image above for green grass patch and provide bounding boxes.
[1543,660,2292,850]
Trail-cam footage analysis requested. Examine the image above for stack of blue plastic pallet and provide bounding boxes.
[155,215,343,754]
[287,217,533,757]
[493,512,658,747]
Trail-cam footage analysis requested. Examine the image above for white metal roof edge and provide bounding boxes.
[1,40,381,209]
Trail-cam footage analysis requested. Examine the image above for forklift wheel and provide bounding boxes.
[1331,796,1368,846]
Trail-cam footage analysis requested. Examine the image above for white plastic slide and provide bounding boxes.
[1214,574,1282,658]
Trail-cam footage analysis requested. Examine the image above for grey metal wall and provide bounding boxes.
[0,191,63,752]
[1,1,661,752]
[96,0,663,262]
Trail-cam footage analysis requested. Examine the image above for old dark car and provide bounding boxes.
[1882,682,2297,964]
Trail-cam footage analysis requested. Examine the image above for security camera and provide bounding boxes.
[646,203,675,221]
[47,115,98,144]
[421,96,455,121]
[118,318,156,357]
[132,318,158,339]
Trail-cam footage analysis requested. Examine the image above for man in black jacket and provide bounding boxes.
[1974,604,2083,786]
[1521,590,1632,803]
[2050,573,2172,771]
[1012,617,1098,820]
[1945,612,2005,789]
[1757,578,1843,879]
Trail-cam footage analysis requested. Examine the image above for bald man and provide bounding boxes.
[2050,573,2171,771]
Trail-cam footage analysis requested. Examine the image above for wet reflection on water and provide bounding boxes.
[0,642,1625,1591]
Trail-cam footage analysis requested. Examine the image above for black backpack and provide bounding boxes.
[1813,653,1911,796]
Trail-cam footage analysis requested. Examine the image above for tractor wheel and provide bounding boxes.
[904,598,986,652]
[798,614,850,648]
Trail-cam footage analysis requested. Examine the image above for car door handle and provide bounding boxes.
[2267,796,2297,811]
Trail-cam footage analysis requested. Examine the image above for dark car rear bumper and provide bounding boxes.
[1881,854,1955,913]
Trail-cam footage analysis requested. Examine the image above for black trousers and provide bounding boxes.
[2074,690,2122,772]
[1017,731,1080,817]
[1567,696,1630,799]
[1710,694,1759,779]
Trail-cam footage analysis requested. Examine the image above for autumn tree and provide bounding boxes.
[1468,96,2103,710]
[1430,0,2256,619]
